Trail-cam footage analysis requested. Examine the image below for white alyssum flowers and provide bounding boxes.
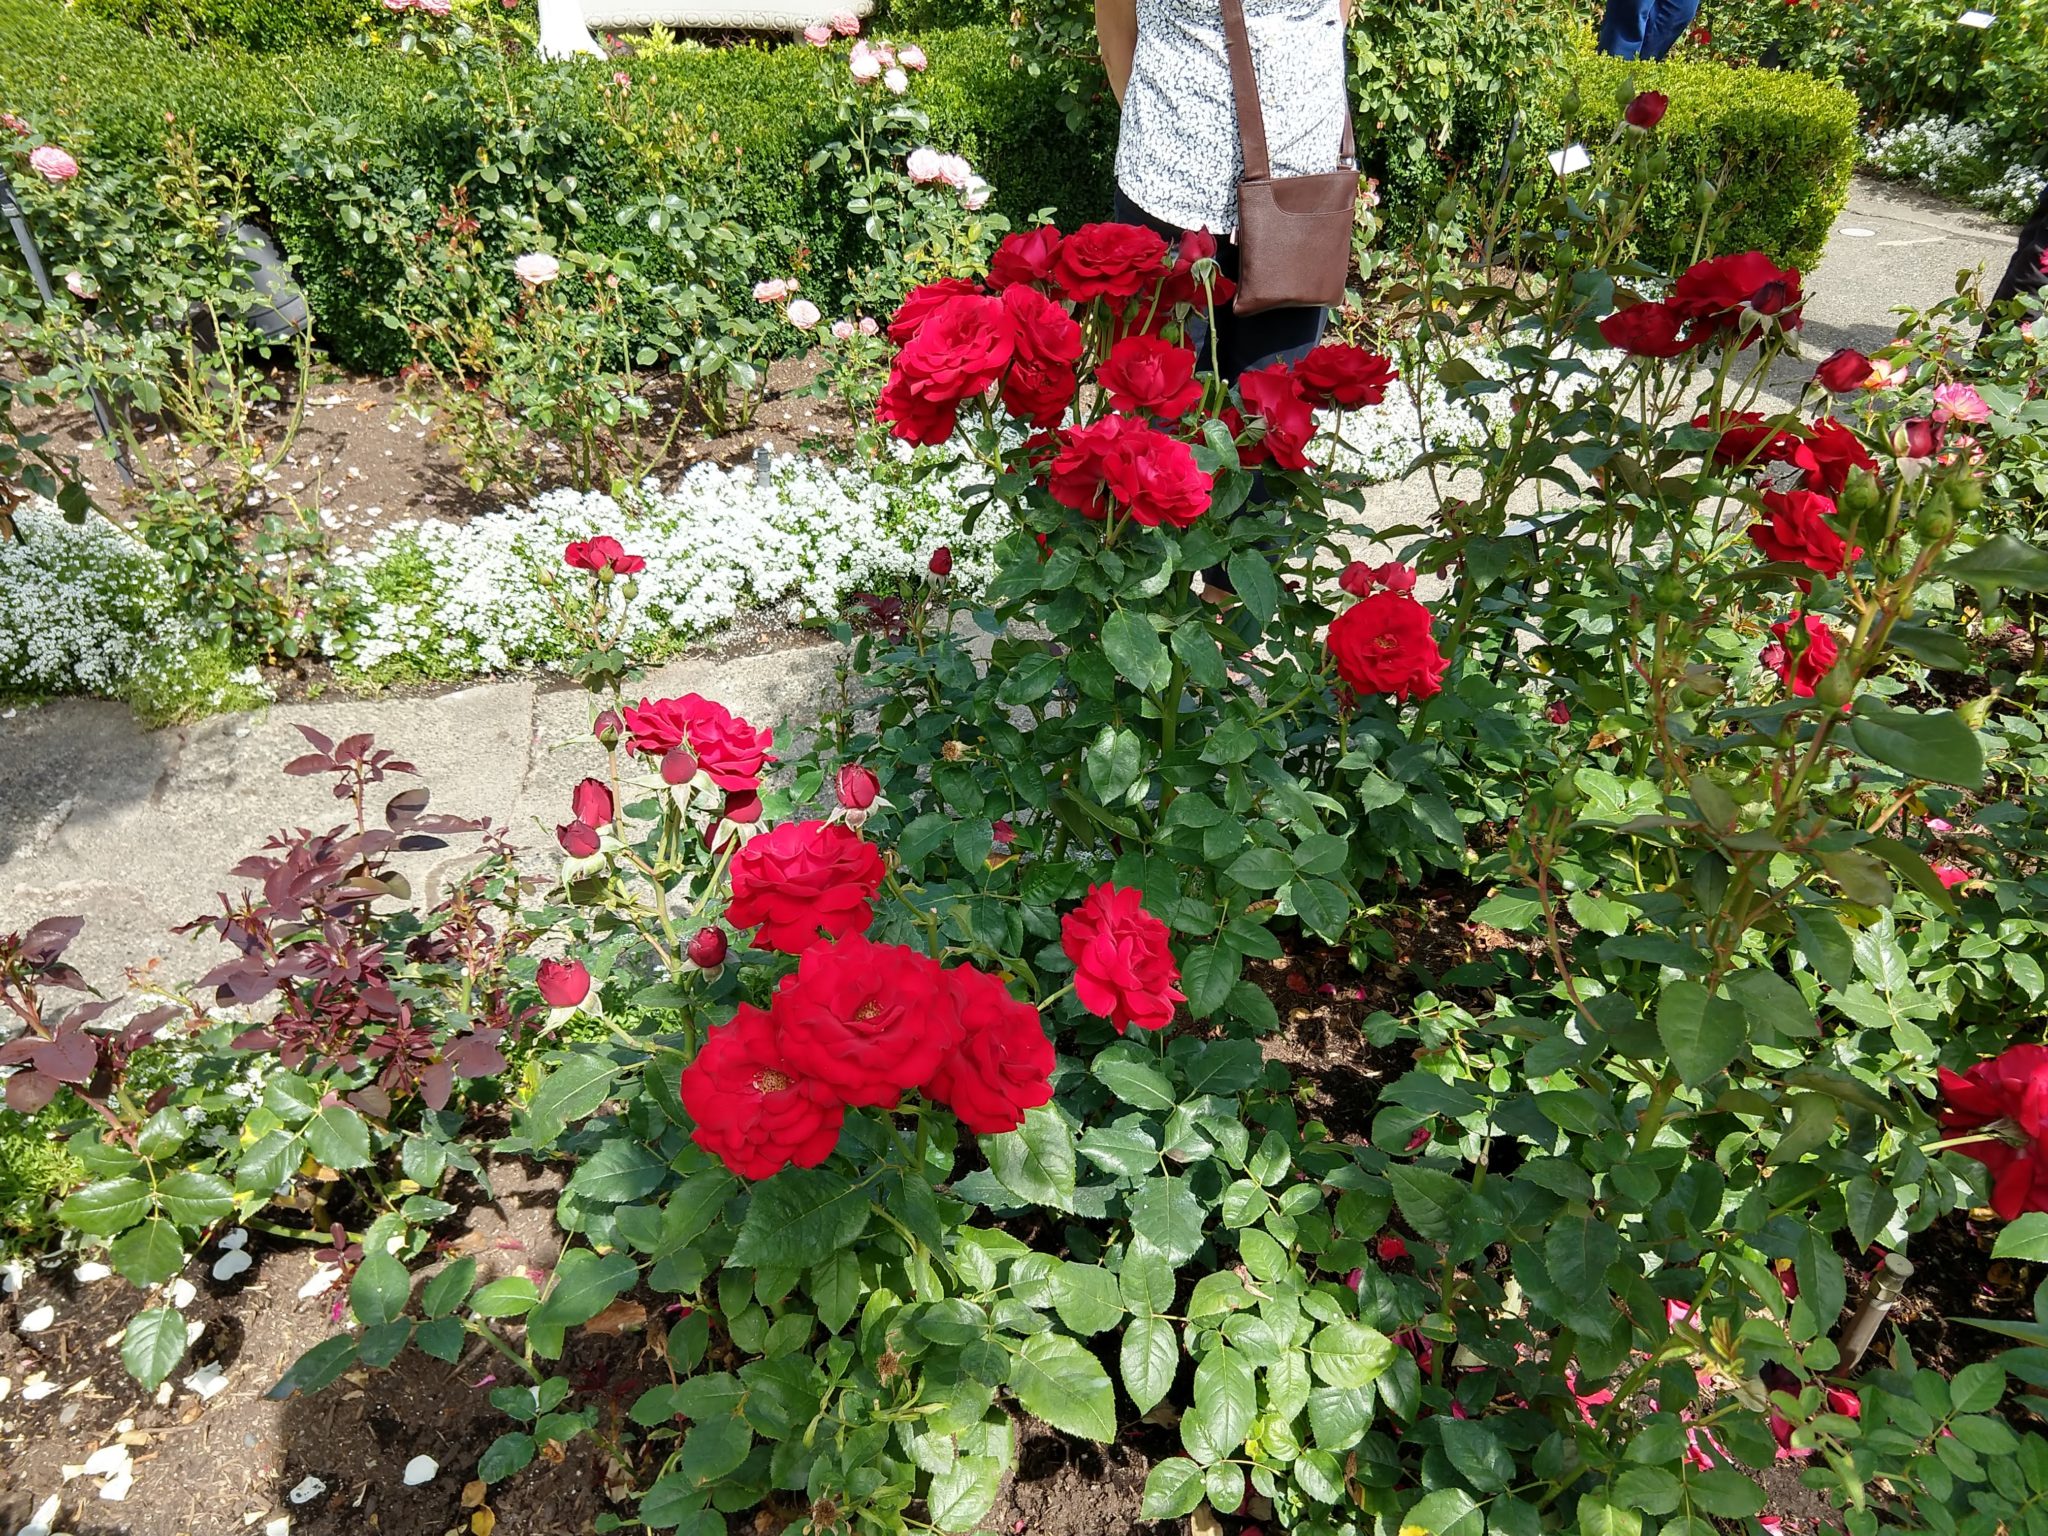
[0,502,196,695]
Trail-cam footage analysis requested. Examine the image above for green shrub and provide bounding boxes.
[1534,50,1860,270]
[74,0,368,50]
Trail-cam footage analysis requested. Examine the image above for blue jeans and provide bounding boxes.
[1598,0,1698,60]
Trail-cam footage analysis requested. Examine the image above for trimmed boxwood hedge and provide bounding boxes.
[1,0,1855,371]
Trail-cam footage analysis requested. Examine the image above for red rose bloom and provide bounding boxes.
[622,694,774,790]
[989,225,1064,290]
[1051,221,1170,304]
[1338,561,1374,597]
[570,776,614,829]
[1802,417,1878,499]
[1704,411,1805,473]
[927,964,1055,1134]
[1623,90,1669,129]
[1938,1044,2048,1220]
[887,277,981,344]
[1669,251,1803,339]
[1158,227,1238,311]
[1061,883,1185,1033]
[1760,614,1841,698]
[896,293,1015,402]
[1293,344,1396,409]
[557,819,601,857]
[999,283,1084,426]
[536,958,591,1009]
[680,1004,845,1179]
[1813,348,1874,393]
[1046,415,1212,528]
[1326,590,1448,701]
[1234,364,1316,470]
[565,535,644,575]
[1047,414,1136,518]
[878,371,960,445]
[928,546,953,577]
[1599,301,1692,358]
[687,926,729,969]
[837,764,880,810]
[725,819,887,953]
[767,934,960,1107]
[1099,335,1204,419]
[1749,489,1856,577]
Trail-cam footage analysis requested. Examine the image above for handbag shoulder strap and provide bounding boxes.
[1219,0,1357,184]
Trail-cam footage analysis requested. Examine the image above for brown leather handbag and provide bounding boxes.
[1219,0,1360,316]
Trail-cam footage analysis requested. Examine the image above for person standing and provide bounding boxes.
[1988,181,2048,316]
[1596,0,1699,61]
[1093,0,1351,382]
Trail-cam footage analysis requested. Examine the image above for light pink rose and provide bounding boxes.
[829,10,859,33]
[831,319,856,340]
[64,270,96,299]
[0,112,29,136]
[857,316,878,337]
[849,49,882,81]
[871,40,894,64]
[905,146,943,184]
[753,278,792,303]
[514,252,560,286]
[29,145,78,182]
[419,0,451,15]
[883,67,908,93]
[803,21,831,42]
[612,69,631,88]
[382,0,412,12]
[961,176,990,210]
[787,298,822,330]
[1933,382,1990,424]
[936,153,972,189]
[899,43,926,68]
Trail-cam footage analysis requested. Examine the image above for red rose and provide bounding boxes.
[622,694,774,790]
[536,958,591,1009]
[767,934,959,1107]
[1749,489,1856,577]
[927,964,1054,1134]
[1931,862,1972,890]
[1120,428,1213,528]
[1293,344,1396,409]
[1376,1235,1409,1262]
[1061,883,1184,1033]
[1338,561,1374,597]
[927,546,953,577]
[1047,414,1135,518]
[989,225,1064,289]
[687,926,729,969]
[1897,416,1944,459]
[1099,335,1204,419]
[565,535,621,571]
[897,293,1015,402]
[1669,251,1803,339]
[878,371,960,445]
[1938,1044,2048,1220]
[1051,221,1170,304]
[1158,227,1238,312]
[725,819,886,953]
[661,747,698,785]
[680,1004,844,1179]
[1760,613,1841,697]
[1801,418,1877,499]
[1234,363,1316,470]
[557,819,600,857]
[1623,90,1669,129]
[1326,590,1448,701]
[592,709,623,748]
[999,283,1083,426]
[837,764,880,810]
[723,789,763,825]
[1813,348,1874,393]
[1599,301,1692,358]
[570,776,614,828]
[887,277,981,343]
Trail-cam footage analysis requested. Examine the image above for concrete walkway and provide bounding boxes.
[0,175,2019,997]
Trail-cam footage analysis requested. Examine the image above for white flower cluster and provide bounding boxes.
[1865,116,2047,223]
[328,452,1013,679]
[1323,359,1497,481]
[0,502,195,696]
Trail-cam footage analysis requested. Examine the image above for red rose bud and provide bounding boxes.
[837,764,881,811]
[1338,561,1375,597]
[1813,347,1875,393]
[1897,417,1943,458]
[1546,699,1572,725]
[928,545,953,577]
[1623,90,1669,130]
[687,926,729,970]
[1376,1235,1410,1262]
[592,709,623,749]
[992,818,1015,845]
[536,957,591,1009]
[724,789,764,825]
[1748,280,1794,318]
[570,776,615,829]
[557,819,601,858]
[661,747,699,786]
[1824,1387,1861,1420]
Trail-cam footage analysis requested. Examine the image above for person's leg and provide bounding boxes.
[1989,181,2048,312]
[1597,0,1654,59]
[1641,0,1701,60]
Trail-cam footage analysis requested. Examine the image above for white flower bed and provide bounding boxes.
[0,502,195,696]
[1865,116,2047,223]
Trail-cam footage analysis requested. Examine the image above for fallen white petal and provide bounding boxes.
[185,1319,207,1346]
[20,1304,55,1332]
[1,1260,24,1295]
[73,1261,113,1284]
[81,1445,131,1479]
[23,1376,58,1402]
[166,1277,197,1309]
[99,1470,134,1502]
[20,1492,60,1536]
[184,1363,228,1400]
[211,1249,253,1282]
[287,1476,327,1505]
[265,1519,292,1536]
[297,1264,342,1300]
[402,1455,438,1486]
[219,1228,250,1252]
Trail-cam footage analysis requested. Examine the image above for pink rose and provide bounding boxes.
[858,315,878,336]
[899,42,926,68]
[753,278,792,303]
[1933,382,1990,424]
[830,9,859,32]
[870,40,894,64]
[936,154,972,189]
[29,145,78,182]
[1931,861,1972,890]
[383,0,412,11]
[961,177,991,211]
[849,49,882,81]
[906,146,943,184]
[612,69,631,88]
[787,298,822,330]
[514,252,559,286]
[883,67,908,94]
[420,0,451,14]
[803,21,831,42]
[831,318,856,340]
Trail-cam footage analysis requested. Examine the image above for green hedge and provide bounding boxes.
[1535,51,1861,272]
[74,0,368,50]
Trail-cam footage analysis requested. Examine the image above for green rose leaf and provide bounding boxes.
[110,1218,185,1288]
[305,1104,374,1171]
[986,1106,1077,1210]
[730,1167,871,1267]
[120,1306,189,1390]
[1009,1333,1115,1442]
[350,1249,412,1328]
[1103,607,1172,692]
[1846,699,1985,789]
[1120,1313,1178,1413]
[1141,1457,1207,1520]
[1656,979,1747,1086]
[1308,1321,1398,1389]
